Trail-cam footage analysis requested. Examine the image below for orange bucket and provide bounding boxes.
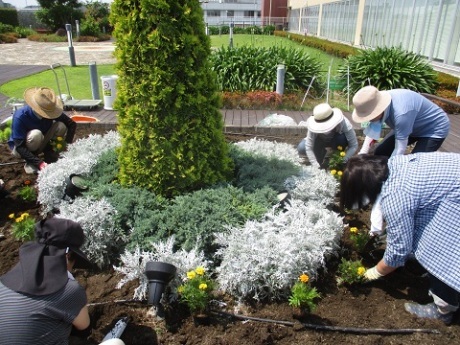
[71,115,99,123]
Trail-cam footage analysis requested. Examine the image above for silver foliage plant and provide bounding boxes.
[215,199,343,301]
[234,137,302,166]
[57,196,125,268]
[114,237,211,301]
[37,131,120,215]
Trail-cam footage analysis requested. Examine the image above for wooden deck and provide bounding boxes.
[1,64,458,153]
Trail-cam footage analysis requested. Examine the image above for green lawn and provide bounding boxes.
[0,35,343,101]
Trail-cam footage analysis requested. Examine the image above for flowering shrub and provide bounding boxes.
[178,267,216,314]
[50,136,67,153]
[336,258,366,285]
[9,212,35,241]
[349,226,370,252]
[288,274,321,311]
[215,198,342,301]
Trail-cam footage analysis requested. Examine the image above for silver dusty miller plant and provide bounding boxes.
[215,198,343,301]
[57,196,126,268]
[115,236,211,301]
[37,131,120,215]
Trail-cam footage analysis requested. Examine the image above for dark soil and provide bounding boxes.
[0,125,458,345]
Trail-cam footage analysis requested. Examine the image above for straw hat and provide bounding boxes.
[352,86,391,123]
[23,87,63,119]
[306,103,344,133]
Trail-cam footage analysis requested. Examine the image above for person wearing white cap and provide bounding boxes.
[352,86,450,157]
[297,103,358,168]
[8,87,76,174]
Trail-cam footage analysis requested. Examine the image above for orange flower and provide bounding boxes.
[299,274,309,283]
[24,180,31,185]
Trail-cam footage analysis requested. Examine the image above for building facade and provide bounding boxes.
[287,0,460,71]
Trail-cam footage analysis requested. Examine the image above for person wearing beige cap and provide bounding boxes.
[352,86,450,157]
[297,103,358,168]
[8,87,76,174]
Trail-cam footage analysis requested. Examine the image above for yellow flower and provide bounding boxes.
[337,171,343,176]
[340,151,346,157]
[56,143,63,150]
[330,169,337,175]
[22,213,29,218]
[56,136,64,141]
[357,267,366,276]
[187,270,196,279]
[337,146,343,151]
[15,217,22,223]
[350,227,358,233]
[195,266,205,276]
[299,274,309,283]
[177,286,184,293]
[8,213,15,219]
[199,283,207,290]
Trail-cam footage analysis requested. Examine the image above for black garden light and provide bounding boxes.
[145,261,177,306]
[64,174,88,199]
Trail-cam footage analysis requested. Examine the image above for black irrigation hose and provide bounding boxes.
[225,132,296,140]
[211,310,441,335]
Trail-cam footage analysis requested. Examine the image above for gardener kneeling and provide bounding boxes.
[340,153,460,325]
[297,103,358,169]
[0,217,125,345]
[8,87,76,174]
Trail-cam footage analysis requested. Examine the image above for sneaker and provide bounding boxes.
[404,302,454,325]
[24,164,38,175]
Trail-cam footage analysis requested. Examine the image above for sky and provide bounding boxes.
[6,0,113,9]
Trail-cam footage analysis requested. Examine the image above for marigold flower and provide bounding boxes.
[177,286,184,293]
[337,171,343,176]
[299,274,309,283]
[8,213,15,219]
[357,267,366,276]
[187,270,196,279]
[24,180,31,185]
[330,169,337,175]
[195,266,205,276]
[15,217,22,223]
[340,151,346,157]
[56,143,63,150]
[350,227,358,233]
[199,283,207,290]
[337,146,343,151]
[56,136,64,141]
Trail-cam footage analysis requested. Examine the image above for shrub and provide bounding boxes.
[79,16,101,37]
[210,45,322,92]
[338,46,438,95]
[111,0,233,198]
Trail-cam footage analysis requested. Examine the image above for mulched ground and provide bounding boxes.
[0,125,458,345]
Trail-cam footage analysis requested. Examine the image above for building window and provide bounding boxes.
[244,10,255,18]
[208,10,220,17]
[227,10,234,17]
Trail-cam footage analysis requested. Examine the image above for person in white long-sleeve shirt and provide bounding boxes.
[297,103,358,168]
[351,86,450,236]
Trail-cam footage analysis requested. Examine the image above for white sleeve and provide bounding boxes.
[370,195,384,236]
[359,136,374,154]
[391,138,408,156]
[305,131,320,168]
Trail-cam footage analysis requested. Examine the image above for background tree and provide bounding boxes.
[110,0,233,197]
[36,0,82,31]
[83,1,111,34]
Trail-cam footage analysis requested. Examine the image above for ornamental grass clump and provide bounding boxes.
[9,212,35,241]
[178,267,216,314]
[288,273,321,312]
[336,258,366,286]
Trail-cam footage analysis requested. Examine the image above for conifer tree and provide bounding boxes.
[110,0,233,197]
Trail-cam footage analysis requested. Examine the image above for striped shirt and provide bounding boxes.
[381,152,460,291]
[0,279,87,345]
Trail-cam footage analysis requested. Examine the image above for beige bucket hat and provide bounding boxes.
[23,87,63,120]
[307,103,344,133]
[352,86,391,123]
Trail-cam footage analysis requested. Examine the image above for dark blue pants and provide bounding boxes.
[298,132,348,166]
[374,135,445,156]
[429,274,459,307]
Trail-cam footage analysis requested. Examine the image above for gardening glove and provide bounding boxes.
[363,266,384,281]
[39,162,48,170]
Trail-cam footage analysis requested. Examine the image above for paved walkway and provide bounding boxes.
[1,39,459,153]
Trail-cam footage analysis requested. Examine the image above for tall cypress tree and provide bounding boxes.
[110,0,232,197]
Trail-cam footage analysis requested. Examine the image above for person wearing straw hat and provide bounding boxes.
[297,103,358,168]
[352,86,449,157]
[0,217,125,345]
[340,153,459,325]
[8,87,76,174]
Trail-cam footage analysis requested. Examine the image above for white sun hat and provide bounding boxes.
[306,103,344,133]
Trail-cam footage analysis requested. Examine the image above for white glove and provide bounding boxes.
[364,266,384,281]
